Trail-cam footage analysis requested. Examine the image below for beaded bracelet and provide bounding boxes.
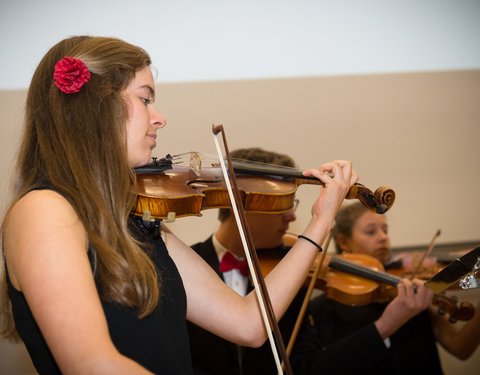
[297,235,323,252]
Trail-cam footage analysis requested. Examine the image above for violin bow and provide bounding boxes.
[409,229,441,280]
[285,229,333,360]
[212,124,293,375]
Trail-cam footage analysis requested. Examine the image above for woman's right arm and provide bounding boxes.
[4,190,152,375]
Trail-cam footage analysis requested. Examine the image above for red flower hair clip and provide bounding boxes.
[53,56,91,94]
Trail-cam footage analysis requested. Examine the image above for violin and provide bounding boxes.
[386,250,471,282]
[385,229,444,281]
[133,152,395,221]
[386,253,447,280]
[258,248,475,322]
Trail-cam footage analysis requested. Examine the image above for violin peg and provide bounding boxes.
[448,315,457,323]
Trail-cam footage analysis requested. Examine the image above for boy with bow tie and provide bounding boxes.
[186,147,305,375]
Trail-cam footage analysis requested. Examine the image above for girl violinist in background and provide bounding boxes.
[291,202,480,375]
[0,35,358,374]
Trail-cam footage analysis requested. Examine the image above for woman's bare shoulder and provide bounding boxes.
[7,189,78,224]
[4,189,87,289]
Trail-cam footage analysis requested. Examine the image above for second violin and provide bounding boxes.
[310,252,475,322]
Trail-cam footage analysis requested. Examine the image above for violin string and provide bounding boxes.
[329,257,401,286]
[186,153,338,184]
[167,151,318,183]
[169,152,302,172]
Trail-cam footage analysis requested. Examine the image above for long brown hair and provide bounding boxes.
[1,36,159,341]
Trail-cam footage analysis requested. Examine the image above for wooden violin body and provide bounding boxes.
[133,153,396,220]
[258,245,475,322]
[314,253,397,306]
[134,164,299,220]
[311,253,475,321]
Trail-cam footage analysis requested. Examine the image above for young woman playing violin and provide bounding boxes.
[0,36,358,374]
[291,202,480,375]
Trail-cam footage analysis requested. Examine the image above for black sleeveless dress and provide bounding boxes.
[7,217,193,374]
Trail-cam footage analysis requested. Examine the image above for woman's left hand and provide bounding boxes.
[303,160,358,219]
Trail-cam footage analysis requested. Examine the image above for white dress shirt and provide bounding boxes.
[212,234,249,297]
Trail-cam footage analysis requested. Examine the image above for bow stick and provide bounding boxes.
[212,124,293,375]
[409,229,441,280]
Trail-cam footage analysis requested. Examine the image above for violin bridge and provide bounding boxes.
[189,152,202,176]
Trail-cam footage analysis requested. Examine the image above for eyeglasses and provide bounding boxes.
[293,199,300,212]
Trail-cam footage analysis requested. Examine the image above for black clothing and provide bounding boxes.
[291,294,443,375]
[187,236,306,375]
[7,216,193,374]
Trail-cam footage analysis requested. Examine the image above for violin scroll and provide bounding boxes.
[432,294,475,323]
[345,184,396,214]
[374,186,396,213]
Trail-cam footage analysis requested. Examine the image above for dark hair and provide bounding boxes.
[218,148,296,222]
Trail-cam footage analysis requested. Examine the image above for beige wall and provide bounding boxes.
[1,70,479,373]
[155,69,480,249]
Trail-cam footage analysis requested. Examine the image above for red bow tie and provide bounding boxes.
[219,252,249,276]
